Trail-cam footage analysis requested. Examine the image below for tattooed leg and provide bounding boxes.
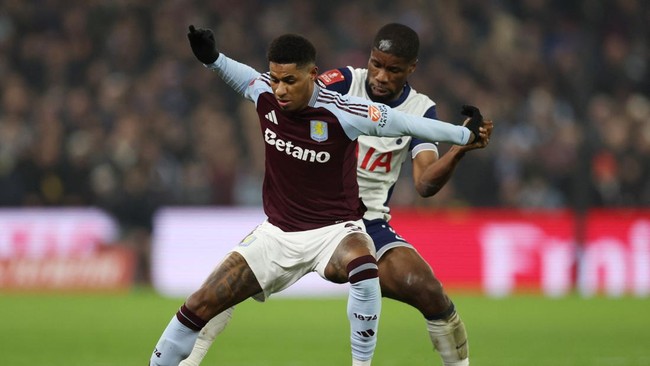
[186,252,262,319]
[150,253,261,365]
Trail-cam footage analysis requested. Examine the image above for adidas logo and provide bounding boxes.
[265,110,278,125]
[355,329,376,338]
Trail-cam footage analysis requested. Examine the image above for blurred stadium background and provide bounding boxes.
[0,0,649,365]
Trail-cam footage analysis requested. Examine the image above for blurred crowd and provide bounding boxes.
[1,1,648,243]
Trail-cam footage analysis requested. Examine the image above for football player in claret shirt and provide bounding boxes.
[155,24,488,366]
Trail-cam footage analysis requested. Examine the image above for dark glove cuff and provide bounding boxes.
[461,105,483,144]
[201,51,219,65]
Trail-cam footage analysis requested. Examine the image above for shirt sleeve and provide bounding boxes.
[410,105,439,154]
[206,53,263,101]
[339,95,471,145]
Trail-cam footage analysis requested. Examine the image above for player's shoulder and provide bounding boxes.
[399,84,437,116]
[315,86,379,128]
[318,67,349,85]
[318,66,365,95]
[404,84,436,106]
[316,86,371,110]
[256,72,272,85]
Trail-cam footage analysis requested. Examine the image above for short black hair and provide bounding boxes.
[267,34,316,68]
[372,23,419,62]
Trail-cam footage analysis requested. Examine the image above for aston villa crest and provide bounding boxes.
[310,120,328,142]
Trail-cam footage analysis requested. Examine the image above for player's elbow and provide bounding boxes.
[415,182,441,198]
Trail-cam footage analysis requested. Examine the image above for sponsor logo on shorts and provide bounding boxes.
[239,234,257,247]
[345,222,363,232]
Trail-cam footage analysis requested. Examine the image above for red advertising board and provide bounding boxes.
[581,209,650,296]
[0,246,135,291]
[0,209,135,291]
[151,208,650,298]
[390,208,650,297]
[390,209,576,296]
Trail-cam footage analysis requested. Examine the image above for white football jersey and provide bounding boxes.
[335,67,439,221]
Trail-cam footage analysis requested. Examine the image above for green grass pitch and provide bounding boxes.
[1,289,649,365]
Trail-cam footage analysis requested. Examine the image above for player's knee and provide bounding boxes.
[381,270,448,314]
[326,233,376,282]
[407,273,444,302]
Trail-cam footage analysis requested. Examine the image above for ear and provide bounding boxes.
[407,59,418,75]
[310,65,319,81]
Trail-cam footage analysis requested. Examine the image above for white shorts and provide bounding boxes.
[230,219,370,301]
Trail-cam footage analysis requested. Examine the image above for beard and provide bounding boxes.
[365,80,397,104]
[366,79,398,104]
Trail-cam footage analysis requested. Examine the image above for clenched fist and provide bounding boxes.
[460,104,483,144]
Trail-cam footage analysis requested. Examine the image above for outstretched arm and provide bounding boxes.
[338,95,487,146]
[339,101,471,145]
[413,119,493,197]
[187,25,261,98]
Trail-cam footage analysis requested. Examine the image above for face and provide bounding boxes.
[269,62,318,112]
[366,48,416,103]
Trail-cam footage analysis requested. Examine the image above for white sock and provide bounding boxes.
[426,311,469,366]
[179,307,234,366]
[349,276,381,363]
[352,359,372,366]
[150,316,200,366]
[347,255,381,364]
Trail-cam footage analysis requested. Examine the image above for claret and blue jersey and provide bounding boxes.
[207,54,467,232]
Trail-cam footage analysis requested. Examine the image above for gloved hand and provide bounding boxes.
[187,25,220,64]
[461,104,483,144]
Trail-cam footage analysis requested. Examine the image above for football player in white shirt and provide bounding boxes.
[318,23,493,366]
[180,23,491,366]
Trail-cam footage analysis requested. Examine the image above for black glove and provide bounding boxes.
[187,25,220,64]
[461,104,483,143]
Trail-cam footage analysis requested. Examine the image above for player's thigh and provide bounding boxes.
[322,224,375,283]
[231,222,314,300]
[187,251,261,318]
